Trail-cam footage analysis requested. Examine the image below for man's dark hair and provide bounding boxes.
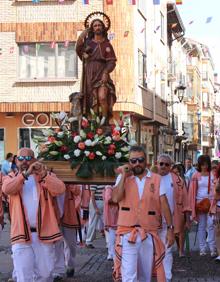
[88,19,108,39]
[197,155,211,172]
[6,152,13,160]
[129,145,146,159]
[185,156,192,161]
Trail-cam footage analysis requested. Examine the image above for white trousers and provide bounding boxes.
[63,227,77,269]
[198,213,216,252]
[121,233,153,282]
[107,228,116,259]
[53,239,65,277]
[12,232,55,282]
[86,200,103,244]
[159,227,173,281]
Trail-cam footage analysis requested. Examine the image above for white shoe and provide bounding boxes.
[200,251,207,256]
[211,251,218,258]
[107,255,113,261]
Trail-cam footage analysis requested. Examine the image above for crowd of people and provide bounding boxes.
[1,147,220,282]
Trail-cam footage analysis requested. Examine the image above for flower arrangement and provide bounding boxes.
[34,110,136,178]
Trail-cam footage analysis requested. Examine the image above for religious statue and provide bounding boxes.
[76,12,117,124]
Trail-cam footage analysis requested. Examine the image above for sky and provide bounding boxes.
[178,0,220,76]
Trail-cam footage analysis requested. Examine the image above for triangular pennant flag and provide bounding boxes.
[153,0,160,5]
[58,0,65,3]
[50,41,56,49]
[36,43,41,52]
[9,47,14,54]
[106,0,113,4]
[64,40,69,48]
[128,0,136,5]
[82,0,89,4]
[124,31,129,37]
[108,33,115,41]
[176,0,182,4]
[206,17,212,24]
[32,0,40,3]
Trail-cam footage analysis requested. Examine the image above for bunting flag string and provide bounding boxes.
[32,0,40,3]
[58,0,65,3]
[82,0,89,4]
[188,20,194,25]
[128,0,136,5]
[176,0,182,4]
[124,31,129,37]
[206,17,212,24]
[153,0,160,5]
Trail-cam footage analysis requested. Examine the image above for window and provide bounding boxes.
[138,49,147,88]
[160,12,165,41]
[18,42,77,79]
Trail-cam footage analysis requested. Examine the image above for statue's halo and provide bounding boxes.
[84,11,111,31]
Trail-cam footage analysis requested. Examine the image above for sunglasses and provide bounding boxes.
[159,162,170,167]
[17,156,33,161]
[129,157,145,164]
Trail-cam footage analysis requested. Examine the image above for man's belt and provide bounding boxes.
[30,227,37,232]
[95,197,103,201]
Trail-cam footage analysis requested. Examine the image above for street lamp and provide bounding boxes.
[174,83,186,103]
[167,83,186,106]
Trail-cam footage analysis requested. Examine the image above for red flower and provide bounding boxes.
[81,119,89,128]
[88,152,95,160]
[113,129,120,136]
[48,136,56,143]
[108,149,115,155]
[60,145,68,153]
[109,144,116,150]
[87,132,94,139]
[71,132,78,137]
[78,142,85,150]
[96,128,103,135]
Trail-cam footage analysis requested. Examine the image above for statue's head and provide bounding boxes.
[88,19,107,39]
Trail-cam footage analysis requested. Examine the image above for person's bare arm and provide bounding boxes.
[160,194,175,248]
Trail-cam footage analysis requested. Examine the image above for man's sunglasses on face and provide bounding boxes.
[17,156,33,161]
[129,157,145,164]
[159,162,170,167]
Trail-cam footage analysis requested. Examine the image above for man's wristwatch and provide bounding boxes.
[167,225,174,230]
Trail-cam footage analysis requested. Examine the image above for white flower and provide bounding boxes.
[74,149,81,157]
[85,139,92,146]
[73,135,81,143]
[59,111,67,121]
[84,151,90,156]
[96,116,100,124]
[64,154,70,160]
[96,151,102,156]
[115,152,122,159]
[42,129,54,137]
[121,146,129,152]
[68,117,77,122]
[91,139,99,146]
[90,108,95,116]
[121,127,127,134]
[80,130,87,139]
[129,139,137,146]
[102,156,107,160]
[104,136,112,144]
[57,131,64,138]
[100,117,106,126]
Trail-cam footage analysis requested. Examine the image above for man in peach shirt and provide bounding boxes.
[2,148,65,282]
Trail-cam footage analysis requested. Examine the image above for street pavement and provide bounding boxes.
[1,221,220,282]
